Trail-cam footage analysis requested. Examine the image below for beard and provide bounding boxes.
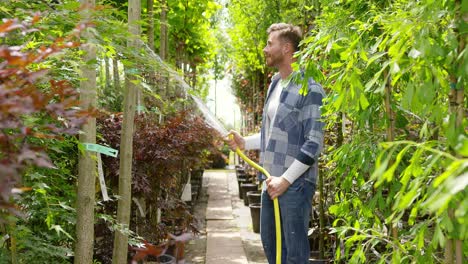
[265,53,282,68]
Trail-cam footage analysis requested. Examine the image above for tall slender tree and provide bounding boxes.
[147,0,155,51]
[75,0,97,263]
[446,2,465,263]
[159,0,168,61]
[112,0,140,262]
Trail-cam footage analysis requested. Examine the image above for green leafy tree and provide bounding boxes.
[299,0,467,262]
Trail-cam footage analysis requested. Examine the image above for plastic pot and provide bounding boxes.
[146,254,176,264]
[240,183,258,205]
[237,178,248,199]
[246,191,261,205]
[249,203,261,233]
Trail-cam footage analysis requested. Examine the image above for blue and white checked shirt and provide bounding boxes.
[259,72,325,184]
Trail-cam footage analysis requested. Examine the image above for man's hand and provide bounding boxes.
[266,176,290,199]
[226,130,245,151]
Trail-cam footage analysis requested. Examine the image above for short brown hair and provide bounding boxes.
[267,23,302,51]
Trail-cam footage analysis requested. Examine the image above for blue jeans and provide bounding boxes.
[260,177,315,264]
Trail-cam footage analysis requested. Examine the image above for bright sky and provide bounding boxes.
[206,74,241,131]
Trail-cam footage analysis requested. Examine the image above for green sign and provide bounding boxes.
[136,105,146,112]
[83,143,118,157]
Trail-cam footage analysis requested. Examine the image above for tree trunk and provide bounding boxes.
[105,56,111,89]
[318,168,325,259]
[383,69,398,241]
[75,1,97,263]
[447,2,465,263]
[9,219,17,264]
[159,0,168,101]
[384,70,395,143]
[112,57,120,90]
[145,0,155,114]
[147,0,155,51]
[112,0,140,263]
[144,0,155,115]
[214,78,217,117]
[191,64,197,88]
[159,0,168,61]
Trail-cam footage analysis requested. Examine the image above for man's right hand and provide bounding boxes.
[226,130,245,151]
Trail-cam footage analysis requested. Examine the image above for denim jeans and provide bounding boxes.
[260,177,315,264]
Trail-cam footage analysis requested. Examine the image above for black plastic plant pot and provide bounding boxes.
[237,174,248,181]
[237,178,249,199]
[240,183,258,206]
[309,251,329,264]
[246,190,261,205]
[236,170,247,178]
[146,254,176,264]
[309,259,328,264]
[249,203,261,233]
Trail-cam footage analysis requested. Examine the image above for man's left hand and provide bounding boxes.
[266,176,290,200]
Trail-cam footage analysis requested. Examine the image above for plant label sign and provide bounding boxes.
[83,143,118,157]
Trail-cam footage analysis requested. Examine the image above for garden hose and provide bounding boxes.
[234,147,282,264]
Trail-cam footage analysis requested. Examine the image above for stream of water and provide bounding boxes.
[140,41,230,137]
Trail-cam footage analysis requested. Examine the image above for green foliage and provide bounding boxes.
[0,9,90,215]
[0,0,228,263]
[94,111,219,262]
[299,0,467,262]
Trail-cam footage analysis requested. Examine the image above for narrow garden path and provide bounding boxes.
[186,169,267,264]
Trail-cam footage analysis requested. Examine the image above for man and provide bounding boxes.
[227,23,325,263]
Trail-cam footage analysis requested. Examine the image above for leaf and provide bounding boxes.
[397,189,419,211]
[454,135,468,157]
[366,52,386,67]
[382,144,412,182]
[359,93,369,110]
[50,225,74,240]
[333,93,345,110]
[58,201,76,212]
[408,48,422,59]
[408,206,418,226]
[372,148,394,185]
[364,61,390,92]
[431,224,445,248]
[417,225,426,249]
[390,62,400,74]
[433,160,463,187]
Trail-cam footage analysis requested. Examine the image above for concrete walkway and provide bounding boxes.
[205,170,248,263]
[204,169,267,264]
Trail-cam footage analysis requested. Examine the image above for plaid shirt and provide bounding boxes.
[259,72,325,184]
